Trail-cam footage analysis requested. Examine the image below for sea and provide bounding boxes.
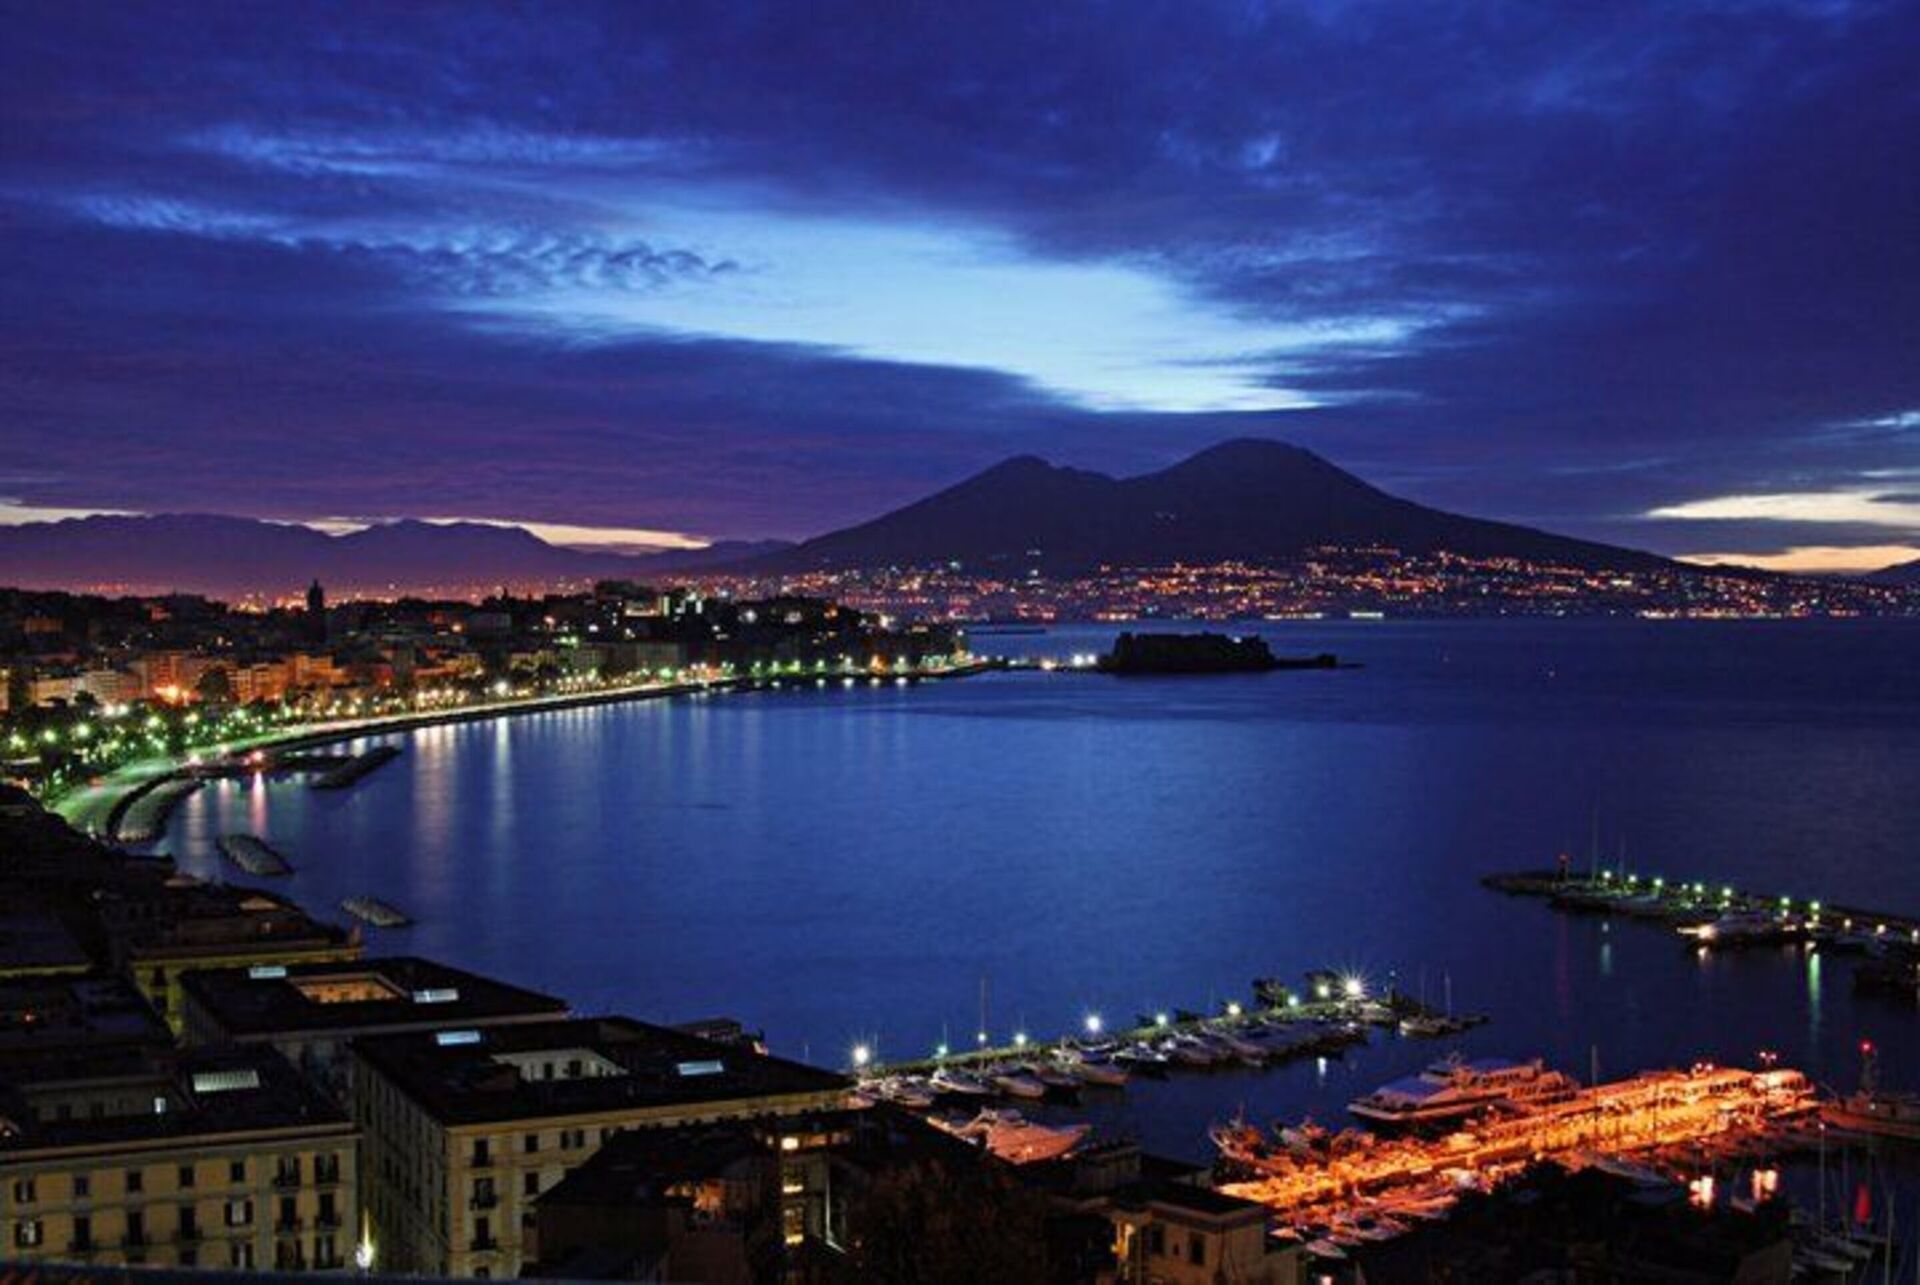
[162,619,1920,1167]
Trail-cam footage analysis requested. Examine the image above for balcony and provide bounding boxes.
[313,1163,342,1186]
[315,1211,341,1231]
[272,1169,303,1190]
[469,1192,499,1211]
[469,1236,499,1252]
[274,1218,303,1234]
[467,1153,494,1170]
[177,1224,202,1243]
[66,1238,94,1254]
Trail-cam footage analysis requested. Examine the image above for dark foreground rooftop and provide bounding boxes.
[353,1016,849,1126]
[180,954,569,1038]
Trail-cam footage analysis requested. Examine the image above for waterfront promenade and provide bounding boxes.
[59,658,999,841]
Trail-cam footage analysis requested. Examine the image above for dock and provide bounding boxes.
[861,967,1487,1096]
[218,832,294,876]
[1484,867,1920,951]
[341,895,412,928]
[1221,1062,1815,1222]
[312,744,402,790]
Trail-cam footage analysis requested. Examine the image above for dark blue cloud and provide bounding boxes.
[0,0,1915,555]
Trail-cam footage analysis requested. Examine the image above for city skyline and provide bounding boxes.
[3,3,1917,571]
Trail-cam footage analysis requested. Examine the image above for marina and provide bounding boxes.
[1217,1061,1816,1231]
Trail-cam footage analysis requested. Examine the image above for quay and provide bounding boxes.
[218,832,294,876]
[1220,1062,1815,1224]
[1484,866,1920,950]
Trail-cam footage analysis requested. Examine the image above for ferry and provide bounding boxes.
[1347,1055,1578,1129]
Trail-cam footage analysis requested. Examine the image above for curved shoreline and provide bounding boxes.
[65,660,1001,841]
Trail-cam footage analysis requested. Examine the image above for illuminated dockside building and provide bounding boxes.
[351,1016,848,1277]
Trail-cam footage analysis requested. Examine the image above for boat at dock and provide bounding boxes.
[988,1066,1049,1099]
[1821,1042,1920,1140]
[931,1109,1091,1164]
[340,895,412,928]
[1347,1055,1580,1129]
[929,1067,995,1097]
[217,832,293,876]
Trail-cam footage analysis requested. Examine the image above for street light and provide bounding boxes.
[850,1043,872,1071]
[1084,1013,1103,1037]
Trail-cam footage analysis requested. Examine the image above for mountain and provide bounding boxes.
[751,438,1674,574]
[0,514,790,597]
[1867,556,1920,585]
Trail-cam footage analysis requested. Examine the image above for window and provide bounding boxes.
[522,1132,538,1154]
[277,1195,297,1231]
[1189,1233,1205,1267]
[225,1198,253,1227]
[126,1209,145,1248]
[11,1178,34,1203]
[229,1160,246,1184]
[1146,1225,1164,1256]
[522,1173,539,1197]
[70,1215,91,1251]
[15,1219,42,1248]
[179,1206,199,1240]
[125,1168,144,1195]
[72,1174,90,1199]
[471,1138,491,1165]
[230,1241,255,1269]
[178,1164,195,1188]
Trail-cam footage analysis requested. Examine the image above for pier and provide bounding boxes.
[1484,867,1920,950]
[860,967,1486,1093]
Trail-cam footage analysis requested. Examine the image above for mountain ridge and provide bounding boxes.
[748,437,1677,575]
[0,514,788,597]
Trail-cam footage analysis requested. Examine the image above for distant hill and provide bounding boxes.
[1867,556,1920,586]
[750,438,1674,574]
[0,514,790,597]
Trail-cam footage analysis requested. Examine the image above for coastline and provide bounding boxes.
[60,658,1001,842]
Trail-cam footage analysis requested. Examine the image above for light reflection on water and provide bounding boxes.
[164,619,1920,1160]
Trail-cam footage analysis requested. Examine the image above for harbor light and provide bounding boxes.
[850,1043,872,1070]
[1084,1013,1103,1036]
[976,1030,988,1046]
[1154,1012,1169,1028]
[1341,975,1366,1000]
[1225,1001,1243,1018]
[1013,1031,1029,1049]
[934,1043,949,1059]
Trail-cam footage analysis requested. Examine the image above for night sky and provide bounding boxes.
[3,3,1916,568]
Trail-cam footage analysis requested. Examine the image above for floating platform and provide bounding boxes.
[341,895,412,928]
[313,744,402,790]
[218,832,293,876]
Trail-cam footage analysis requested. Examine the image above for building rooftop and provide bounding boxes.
[0,907,91,974]
[0,1044,351,1157]
[353,1016,849,1127]
[106,880,355,962]
[538,1123,771,1209]
[179,955,569,1039]
[0,974,170,1072]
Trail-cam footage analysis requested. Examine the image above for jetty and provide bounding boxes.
[341,895,412,928]
[313,744,402,790]
[218,832,294,876]
[109,777,203,844]
[1484,866,1920,951]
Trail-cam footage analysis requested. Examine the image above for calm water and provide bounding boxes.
[166,620,1920,1160]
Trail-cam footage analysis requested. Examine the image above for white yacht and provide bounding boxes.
[1348,1055,1577,1128]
